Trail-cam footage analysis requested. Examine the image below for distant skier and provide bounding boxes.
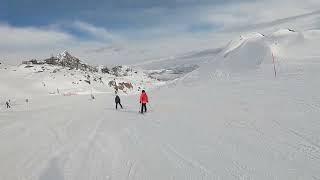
[5,101,10,108]
[91,94,95,100]
[139,90,149,114]
[115,93,123,110]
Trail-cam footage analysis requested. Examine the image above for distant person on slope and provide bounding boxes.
[115,93,123,110]
[5,101,11,108]
[140,90,149,114]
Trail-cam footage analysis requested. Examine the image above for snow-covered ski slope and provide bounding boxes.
[1,27,320,179]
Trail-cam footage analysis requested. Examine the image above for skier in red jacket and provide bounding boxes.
[140,90,149,114]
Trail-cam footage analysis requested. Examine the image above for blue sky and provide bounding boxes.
[1,0,242,39]
[1,0,320,64]
[4,0,232,25]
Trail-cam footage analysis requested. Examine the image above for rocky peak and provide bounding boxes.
[56,51,81,68]
[57,51,75,61]
[23,51,98,73]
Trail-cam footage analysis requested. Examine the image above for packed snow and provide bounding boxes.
[1,28,320,180]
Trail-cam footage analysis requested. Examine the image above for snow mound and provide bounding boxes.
[220,33,272,71]
[223,33,265,58]
[197,32,272,79]
[198,32,272,76]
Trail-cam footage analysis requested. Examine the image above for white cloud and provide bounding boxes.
[0,23,74,48]
[200,0,320,30]
[72,21,124,43]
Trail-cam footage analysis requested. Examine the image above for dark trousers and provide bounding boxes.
[6,103,10,108]
[116,102,123,109]
[140,103,147,113]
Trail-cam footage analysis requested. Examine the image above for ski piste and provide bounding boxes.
[1,25,320,180]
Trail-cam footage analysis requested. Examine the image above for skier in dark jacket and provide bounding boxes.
[6,101,10,108]
[115,94,123,110]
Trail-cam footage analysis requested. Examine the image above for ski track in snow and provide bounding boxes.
[271,120,320,160]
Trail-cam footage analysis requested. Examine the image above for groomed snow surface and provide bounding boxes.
[1,29,320,180]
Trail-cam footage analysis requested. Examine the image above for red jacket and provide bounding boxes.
[140,92,149,104]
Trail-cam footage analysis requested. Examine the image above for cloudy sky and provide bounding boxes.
[1,0,320,65]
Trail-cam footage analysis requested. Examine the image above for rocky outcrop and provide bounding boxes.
[110,66,133,77]
[108,80,133,93]
[22,59,45,65]
[22,51,98,72]
[43,57,59,65]
[101,66,110,74]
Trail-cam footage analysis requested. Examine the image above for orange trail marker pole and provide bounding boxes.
[272,53,277,78]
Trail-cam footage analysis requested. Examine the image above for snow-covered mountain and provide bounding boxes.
[1,51,165,99]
